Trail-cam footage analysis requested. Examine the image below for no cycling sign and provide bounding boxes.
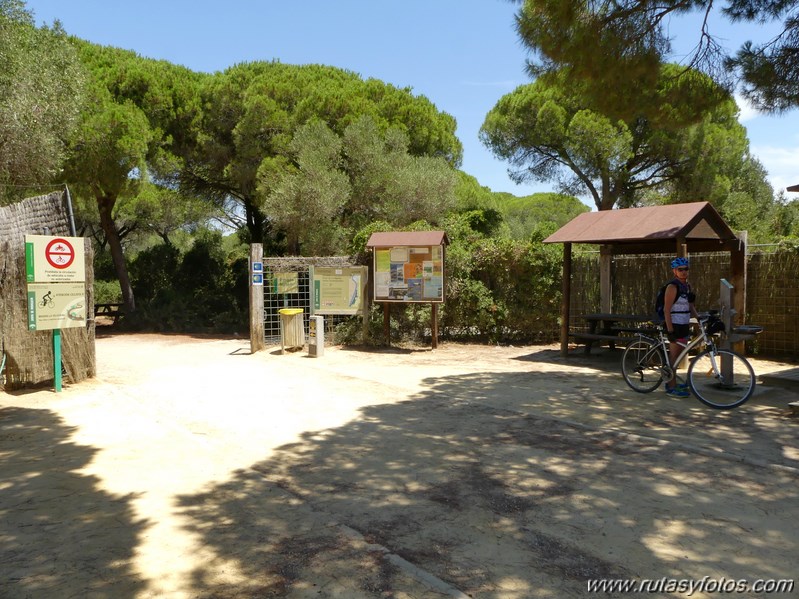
[25,235,86,283]
[24,235,88,392]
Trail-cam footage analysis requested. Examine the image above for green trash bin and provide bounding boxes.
[279,308,304,353]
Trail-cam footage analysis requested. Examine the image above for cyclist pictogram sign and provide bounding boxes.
[45,238,76,269]
[25,234,86,283]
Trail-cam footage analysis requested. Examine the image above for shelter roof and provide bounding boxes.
[366,230,449,247]
[543,202,737,248]
[788,183,799,192]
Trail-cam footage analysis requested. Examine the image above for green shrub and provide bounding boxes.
[94,279,122,304]
[122,229,249,334]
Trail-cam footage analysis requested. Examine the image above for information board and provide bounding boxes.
[373,245,444,303]
[27,282,87,331]
[311,266,367,315]
[272,271,299,294]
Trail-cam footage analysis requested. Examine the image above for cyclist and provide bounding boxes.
[663,257,700,397]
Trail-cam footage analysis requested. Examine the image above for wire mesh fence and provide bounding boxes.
[262,257,361,346]
[569,246,799,358]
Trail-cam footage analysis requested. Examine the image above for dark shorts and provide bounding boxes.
[672,323,691,340]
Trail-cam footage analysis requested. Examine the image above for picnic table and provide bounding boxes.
[570,313,654,354]
[94,302,124,325]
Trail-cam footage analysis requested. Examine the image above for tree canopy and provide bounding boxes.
[63,41,205,311]
[513,0,799,114]
[181,61,463,244]
[0,0,85,203]
[480,66,751,210]
[261,115,458,255]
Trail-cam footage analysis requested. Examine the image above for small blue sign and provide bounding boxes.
[252,261,263,273]
[252,273,263,286]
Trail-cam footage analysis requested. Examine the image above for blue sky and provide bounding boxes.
[26,0,799,207]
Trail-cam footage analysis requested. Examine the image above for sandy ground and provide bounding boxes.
[1,333,798,599]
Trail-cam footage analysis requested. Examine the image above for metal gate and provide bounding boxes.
[262,257,360,346]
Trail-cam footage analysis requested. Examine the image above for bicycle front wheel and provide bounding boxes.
[688,349,755,409]
[622,339,664,393]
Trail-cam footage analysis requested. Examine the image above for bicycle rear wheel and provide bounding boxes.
[687,349,755,409]
[622,339,664,393]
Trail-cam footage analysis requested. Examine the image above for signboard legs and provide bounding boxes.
[432,303,439,349]
[383,302,390,345]
[382,301,440,349]
[53,328,62,392]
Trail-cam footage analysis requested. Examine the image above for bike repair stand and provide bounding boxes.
[720,278,762,350]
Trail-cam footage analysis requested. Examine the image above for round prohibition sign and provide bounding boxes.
[45,238,75,270]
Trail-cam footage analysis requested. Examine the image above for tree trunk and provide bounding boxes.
[98,194,136,313]
[245,199,265,245]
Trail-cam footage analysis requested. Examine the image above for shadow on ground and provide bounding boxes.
[0,407,148,598]
[177,366,799,598]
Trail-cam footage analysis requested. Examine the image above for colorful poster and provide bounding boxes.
[404,262,422,280]
[390,263,405,283]
[390,247,409,262]
[373,244,445,303]
[423,276,444,299]
[375,272,390,297]
[376,250,391,272]
[406,279,422,300]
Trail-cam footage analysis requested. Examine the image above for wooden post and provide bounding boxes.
[383,302,390,345]
[361,294,370,345]
[720,279,734,352]
[730,231,747,354]
[599,245,612,314]
[249,244,265,354]
[431,303,439,349]
[560,243,572,356]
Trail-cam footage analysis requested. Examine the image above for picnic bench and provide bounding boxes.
[570,313,654,354]
[94,302,124,325]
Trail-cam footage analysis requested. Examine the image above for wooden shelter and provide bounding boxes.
[788,184,799,192]
[543,202,746,356]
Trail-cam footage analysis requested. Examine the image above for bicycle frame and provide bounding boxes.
[639,322,733,381]
[636,323,716,382]
[623,315,756,408]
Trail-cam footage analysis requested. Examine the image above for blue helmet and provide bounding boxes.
[671,257,690,268]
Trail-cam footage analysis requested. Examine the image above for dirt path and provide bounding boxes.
[2,334,798,598]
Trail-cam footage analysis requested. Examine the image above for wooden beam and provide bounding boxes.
[600,245,612,314]
[730,232,747,353]
[599,239,740,255]
[560,243,572,356]
[383,302,390,346]
[676,237,687,258]
[431,303,439,349]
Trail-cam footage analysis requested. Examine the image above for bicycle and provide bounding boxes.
[621,311,757,409]
[39,291,53,308]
